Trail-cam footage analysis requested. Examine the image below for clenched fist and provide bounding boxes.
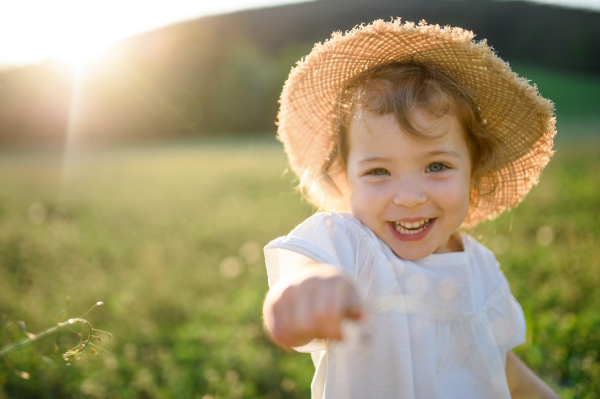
[262,262,363,348]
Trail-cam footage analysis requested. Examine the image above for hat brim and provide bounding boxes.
[277,19,556,226]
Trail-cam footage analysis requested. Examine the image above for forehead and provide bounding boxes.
[348,109,468,155]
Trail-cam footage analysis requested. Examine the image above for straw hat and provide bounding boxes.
[277,19,556,226]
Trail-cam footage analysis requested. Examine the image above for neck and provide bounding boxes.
[447,232,464,252]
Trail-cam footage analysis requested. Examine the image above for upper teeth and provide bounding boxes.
[397,219,429,229]
[393,219,431,235]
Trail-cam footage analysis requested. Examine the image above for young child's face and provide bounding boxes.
[345,109,472,260]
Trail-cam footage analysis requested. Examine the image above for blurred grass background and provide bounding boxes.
[1,1,600,397]
[0,132,599,398]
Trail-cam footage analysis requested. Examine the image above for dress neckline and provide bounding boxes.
[336,211,471,267]
[376,231,470,267]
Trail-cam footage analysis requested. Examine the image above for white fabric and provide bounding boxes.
[265,211,526,399]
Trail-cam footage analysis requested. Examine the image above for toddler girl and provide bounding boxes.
[262,20,558,398]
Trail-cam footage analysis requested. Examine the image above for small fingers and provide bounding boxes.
[312,275,362,340]
[329,275,363,322]
[343,284,364,321]
[264,271,363,347]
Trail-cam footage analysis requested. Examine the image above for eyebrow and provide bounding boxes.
[358,156,392,165]
[358,150,461,164]
[425,150,461,158]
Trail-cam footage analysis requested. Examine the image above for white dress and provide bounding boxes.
[265,212,526,399]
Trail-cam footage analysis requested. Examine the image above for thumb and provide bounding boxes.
[344,288,363,321]
[346,306,364,321]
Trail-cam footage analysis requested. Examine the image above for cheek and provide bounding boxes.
[431,179,471,215]
[348,181,386,218]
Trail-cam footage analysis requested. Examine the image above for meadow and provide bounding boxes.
[0,135,598,398]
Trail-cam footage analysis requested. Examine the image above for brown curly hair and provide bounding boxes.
[321,61,502,208]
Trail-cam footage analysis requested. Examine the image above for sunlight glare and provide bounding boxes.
[1,0,316,68]
[56,42,108,70]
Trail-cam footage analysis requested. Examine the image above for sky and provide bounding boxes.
[0,0,598,69]
[0,0,314,69]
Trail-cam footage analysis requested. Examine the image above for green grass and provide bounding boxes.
[0,135,599,398]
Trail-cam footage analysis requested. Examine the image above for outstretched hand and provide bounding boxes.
[263,262,363,348]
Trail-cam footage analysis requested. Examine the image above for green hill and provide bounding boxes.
[0,0,598,146]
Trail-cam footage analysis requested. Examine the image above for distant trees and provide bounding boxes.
[0,0,598,146]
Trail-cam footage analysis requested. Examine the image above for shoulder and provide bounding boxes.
[462,233,498,266]
[286,211,375,245]
[289,211,365,233]
[462,233,508,289]
[266,211,383,280]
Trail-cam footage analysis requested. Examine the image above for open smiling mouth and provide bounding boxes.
[392,218,433,235]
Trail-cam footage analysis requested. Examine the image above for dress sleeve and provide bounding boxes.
[263,212,368,353]
[506,293,527,350]
[264,212,361,289]
[467,236,527,352]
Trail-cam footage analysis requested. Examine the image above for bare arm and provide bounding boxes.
[262,261,362,348]
[506,351,559,399]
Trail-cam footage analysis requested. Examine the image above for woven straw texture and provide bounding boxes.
[277,19,556,227]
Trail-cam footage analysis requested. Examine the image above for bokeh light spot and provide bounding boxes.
[490,234,510,255]
[536,225,554,246]
[550,345,564,361]
[28,203,47,225]
[104,355,118,371]
[203,369,218,383]
[16,370,30,380]
[80,378,105,397]
[281,378,296,392]
[239,241,261,263]
[226,370,240,383]
[437,278,458,301]
[581,356,593,370]
[160,89,203,129]
[219,256,244,278]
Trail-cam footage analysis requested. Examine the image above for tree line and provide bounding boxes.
[0,0,598,146]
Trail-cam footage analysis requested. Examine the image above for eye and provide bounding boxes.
[366,168,390,176]
[426,163,447,173]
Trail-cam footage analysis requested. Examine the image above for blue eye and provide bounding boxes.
[367,168,390,176]
[427,163,447,173]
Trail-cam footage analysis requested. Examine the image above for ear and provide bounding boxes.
[333,172,352,211]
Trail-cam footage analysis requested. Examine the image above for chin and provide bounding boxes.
[385,236,436,260]
[391,246,435,260]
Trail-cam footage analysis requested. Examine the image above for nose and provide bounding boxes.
[392,178,427,208]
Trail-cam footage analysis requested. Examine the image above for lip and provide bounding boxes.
[388,218,436,242]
